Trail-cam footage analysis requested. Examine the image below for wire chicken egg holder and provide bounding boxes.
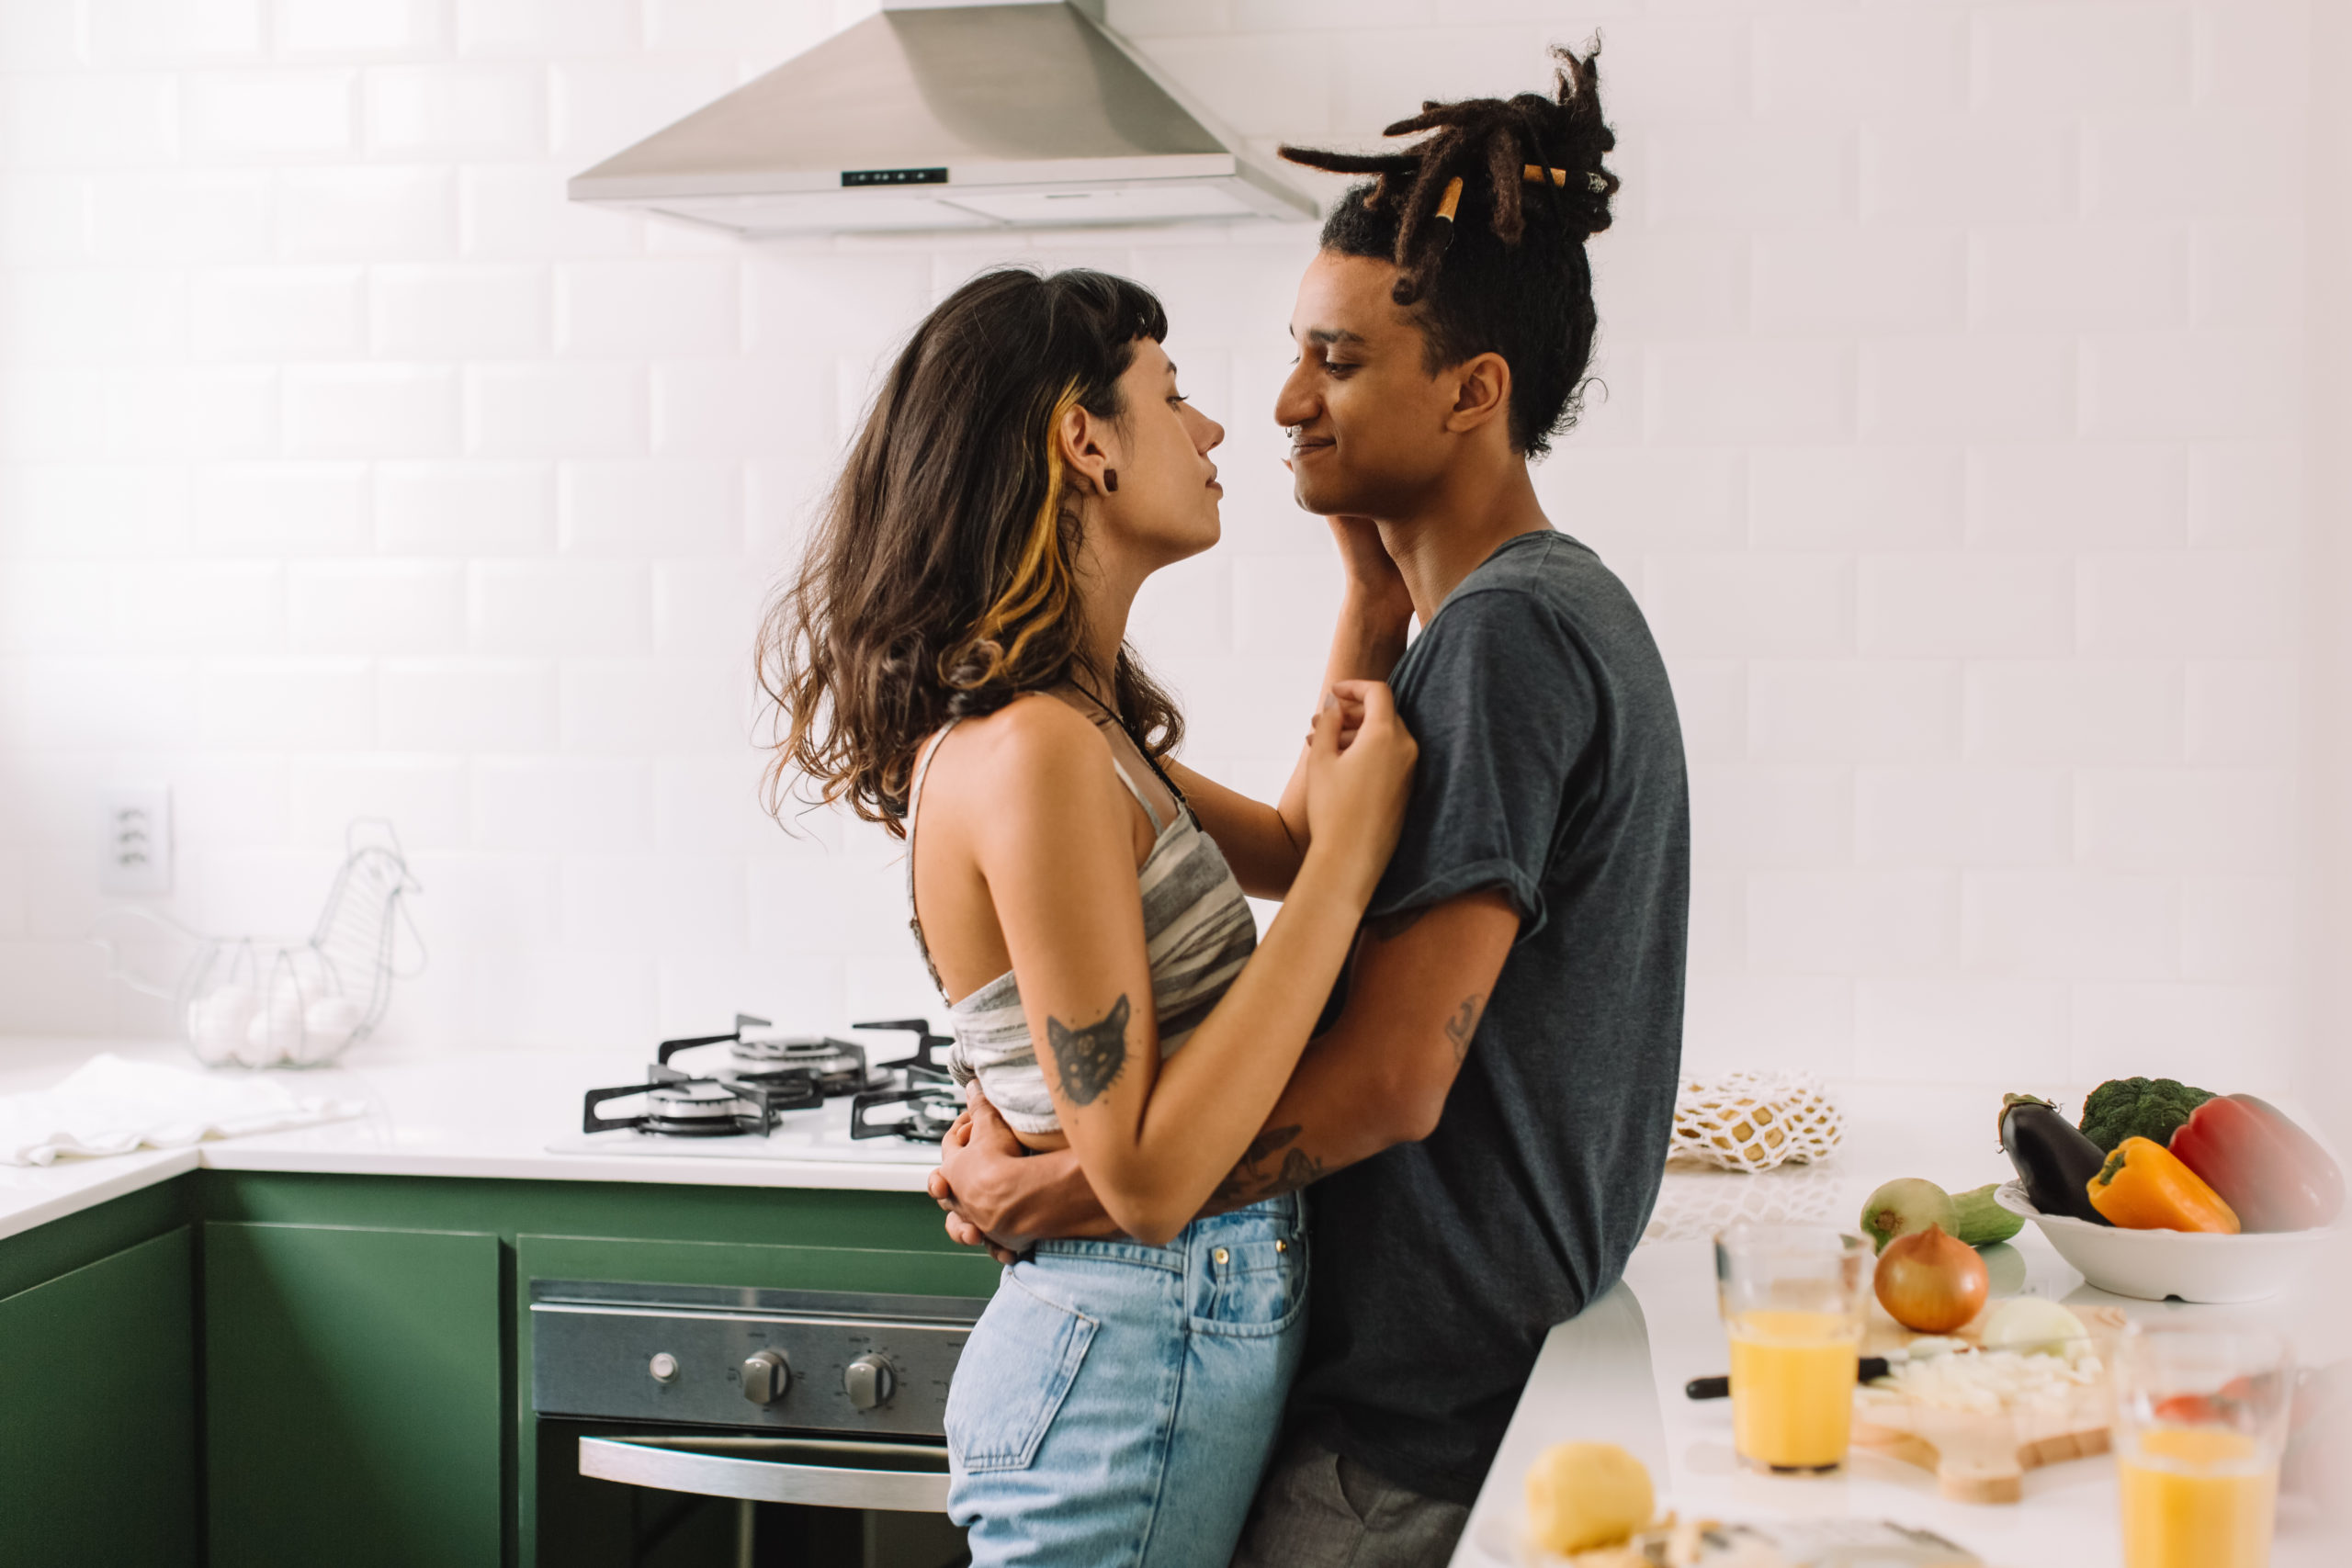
[97,820,424,1068]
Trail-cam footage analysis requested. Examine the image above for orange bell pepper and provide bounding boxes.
[2086,1136,2241,1233]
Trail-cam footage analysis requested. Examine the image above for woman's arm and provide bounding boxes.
[977,685,1413,1246]
[1169,518,1414,899]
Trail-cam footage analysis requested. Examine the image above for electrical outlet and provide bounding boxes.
[98,785,172,897]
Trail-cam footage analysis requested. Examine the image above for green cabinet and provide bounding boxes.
[0,1174,977,1568]
[205,1223,503,1568]
[0,1225,199,1568]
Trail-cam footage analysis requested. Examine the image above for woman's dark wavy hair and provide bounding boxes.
[758,266,1183,835]
[1280,42,1618,457]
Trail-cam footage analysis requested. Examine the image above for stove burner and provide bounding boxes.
[582,1064,822,1137]
[639,1081,751,1137]
[731,1036,892,1098]
[850,1084,963,1145]
[654,1015,891,1099]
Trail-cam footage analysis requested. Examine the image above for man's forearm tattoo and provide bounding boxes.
[1267,1145,1327,1196]
[1211,1124,1299,1205]
[1443,994,1485,1064]
[1211,1122,1327,1208]
[1045,995,1131,1106]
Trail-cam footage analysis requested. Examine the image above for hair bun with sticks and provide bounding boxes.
[1280,41,1618,309]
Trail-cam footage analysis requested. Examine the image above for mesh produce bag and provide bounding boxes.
[1668,1070,1842,1173]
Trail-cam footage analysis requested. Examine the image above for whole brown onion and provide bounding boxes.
[1874,1224,1988,1334]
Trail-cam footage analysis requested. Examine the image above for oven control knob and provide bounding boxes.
[741,1349,790,1405]
[843,1354,897,1411]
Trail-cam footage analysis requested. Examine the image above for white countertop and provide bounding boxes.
[1453,1083,2352,1568]
[0,1038,940,1245]
[10,1044,2351,1564]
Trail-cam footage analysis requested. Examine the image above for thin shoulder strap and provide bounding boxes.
[904,720,961,922]
[1107,757,1165,836]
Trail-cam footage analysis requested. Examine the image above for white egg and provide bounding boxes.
[187,985,257,1066]
[242,991,304,1066]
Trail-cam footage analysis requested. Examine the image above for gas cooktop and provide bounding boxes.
[547,1016,962,1167]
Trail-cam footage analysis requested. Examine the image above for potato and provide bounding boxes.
[1524,1441,1654,1555]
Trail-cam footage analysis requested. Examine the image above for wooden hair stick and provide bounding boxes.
[1428,175,1465,251]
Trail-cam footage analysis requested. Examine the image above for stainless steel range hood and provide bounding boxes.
[567,0,1315,236]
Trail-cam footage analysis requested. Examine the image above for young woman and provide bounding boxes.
[758,266,1419,1566]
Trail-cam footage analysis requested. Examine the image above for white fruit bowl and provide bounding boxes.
[1995,1180,2337,1303]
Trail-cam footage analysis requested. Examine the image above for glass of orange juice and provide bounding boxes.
[1714,1224,1871,1473]
[2112,1325,2292,1568]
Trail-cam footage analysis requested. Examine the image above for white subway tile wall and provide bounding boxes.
[0,0,2312,1092]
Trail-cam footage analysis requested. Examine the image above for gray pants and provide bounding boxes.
[1228,1437,1470,1568]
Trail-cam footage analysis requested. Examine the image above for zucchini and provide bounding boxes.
[1952,1181,2025,1247]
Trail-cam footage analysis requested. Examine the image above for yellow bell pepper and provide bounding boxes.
[2086,1136,2241,1233]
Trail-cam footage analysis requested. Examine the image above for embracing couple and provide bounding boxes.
[763,47,1687,1568]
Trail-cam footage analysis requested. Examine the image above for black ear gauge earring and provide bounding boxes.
[1102,468,1118,492]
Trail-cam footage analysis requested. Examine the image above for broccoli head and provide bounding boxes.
[2078,1077,2215,1153]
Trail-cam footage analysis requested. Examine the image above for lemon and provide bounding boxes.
[1523,1441,1654,1555]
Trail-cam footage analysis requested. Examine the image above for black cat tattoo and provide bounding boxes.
[1046,996,1131,1107]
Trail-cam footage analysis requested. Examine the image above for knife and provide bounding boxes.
[1683,1358,1891,1401]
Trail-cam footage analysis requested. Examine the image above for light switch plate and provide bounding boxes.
[98,785,172,896]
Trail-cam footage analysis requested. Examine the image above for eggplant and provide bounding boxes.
[1998,1093,2112,1225]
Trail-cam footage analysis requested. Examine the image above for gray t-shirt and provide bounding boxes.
[1288,529,1690,1506]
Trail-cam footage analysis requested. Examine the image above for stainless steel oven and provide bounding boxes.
[530,1280,985,1568]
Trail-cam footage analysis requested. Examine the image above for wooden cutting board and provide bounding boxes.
[1850,1304,2126,1504]
[1852,1389,2109,1503]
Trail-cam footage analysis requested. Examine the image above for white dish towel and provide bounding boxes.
[0,1053,366,1167]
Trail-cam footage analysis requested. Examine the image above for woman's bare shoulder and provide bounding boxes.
[928,694,1120,817]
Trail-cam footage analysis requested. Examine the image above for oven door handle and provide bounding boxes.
[578,1435,951,1513]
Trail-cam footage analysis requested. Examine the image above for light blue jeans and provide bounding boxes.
[944,1194,1308,1568]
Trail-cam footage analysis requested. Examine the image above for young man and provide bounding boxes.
[930,49,1688,1566]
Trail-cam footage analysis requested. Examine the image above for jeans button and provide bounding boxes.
[1213,1247,1229,1266]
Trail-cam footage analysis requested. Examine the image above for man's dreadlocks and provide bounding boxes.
[1280,43,1619,457]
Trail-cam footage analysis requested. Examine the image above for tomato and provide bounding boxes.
[2154,1393,2219,1424]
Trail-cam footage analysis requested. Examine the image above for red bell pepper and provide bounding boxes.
[2168,1094,2346,1233]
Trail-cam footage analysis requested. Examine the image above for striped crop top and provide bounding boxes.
[904,715,1259,1137]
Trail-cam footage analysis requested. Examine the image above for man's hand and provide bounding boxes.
[929,1093,1025,1264]
[929,1112,1012,1263]
[930,1089,1125,1258]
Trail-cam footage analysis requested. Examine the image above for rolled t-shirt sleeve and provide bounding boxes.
[1366,585,1596,940]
